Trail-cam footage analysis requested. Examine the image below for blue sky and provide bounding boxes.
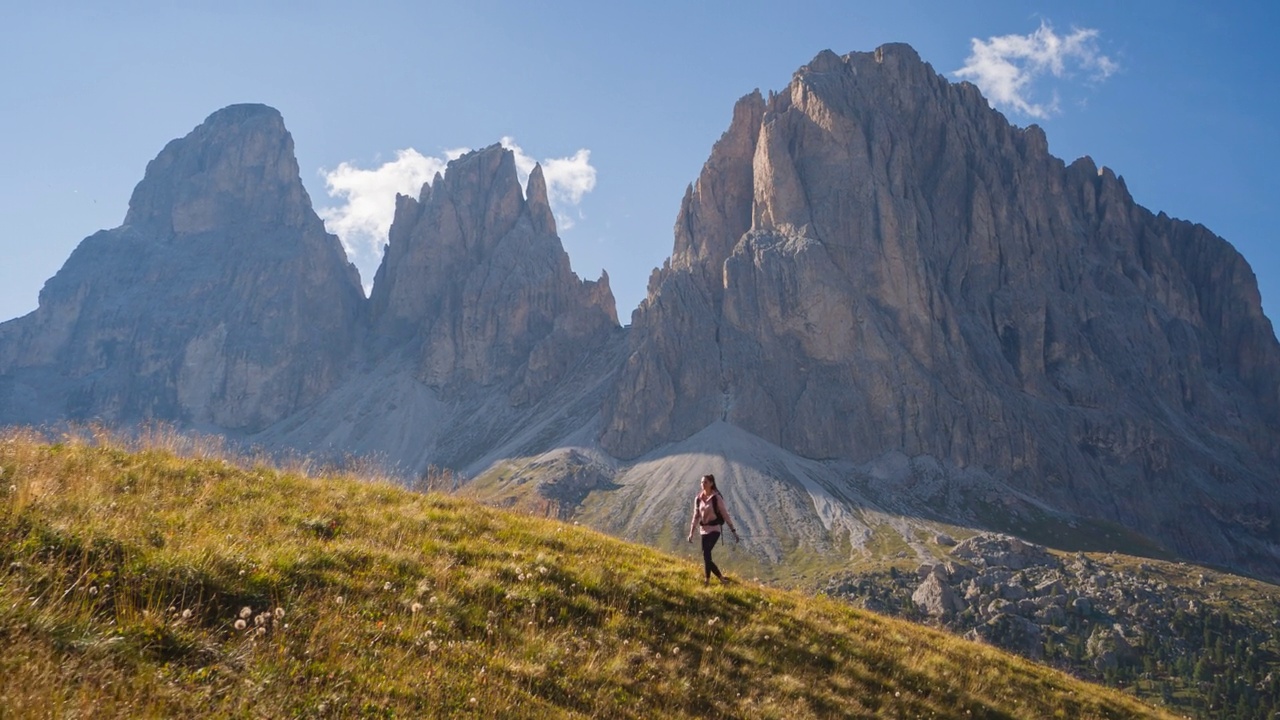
[3,1,1277,331]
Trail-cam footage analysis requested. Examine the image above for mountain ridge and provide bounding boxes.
[1,44,1278,587]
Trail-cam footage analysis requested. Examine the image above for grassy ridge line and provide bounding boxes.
[0,429,1177,719]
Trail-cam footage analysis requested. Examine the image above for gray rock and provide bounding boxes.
[597,43,1280,580]
[0,104,364,430]
[966,614,1044,660]
[912,573,964,618]
[369,147,618,399]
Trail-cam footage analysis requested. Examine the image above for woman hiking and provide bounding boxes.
[687,473,738,584]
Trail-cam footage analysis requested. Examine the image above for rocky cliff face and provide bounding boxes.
[0,104,365,431]
[368,145,618,404]
[244,142,624,474]
[602,45,1280,575]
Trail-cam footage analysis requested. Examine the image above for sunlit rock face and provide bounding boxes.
[602,45,1280,575]
[0,104,365,430]
[368,145,618,404]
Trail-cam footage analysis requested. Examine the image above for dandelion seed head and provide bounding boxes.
[182,609,193,619]
[234,619,247,631]
[383,581,393,591]
[335,596,345,604]
[429,596,438,604]
[274,607,285,619]
[239,606,252,619]
[256,626,266,636]
[88,586,99,596]
[411,602,423,613]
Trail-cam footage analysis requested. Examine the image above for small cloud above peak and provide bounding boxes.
[500,137,597,207]
[318,140,597,291]
[953,21,1118,119]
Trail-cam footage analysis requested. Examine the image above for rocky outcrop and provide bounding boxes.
[369,147,618,403]
[0,104,364,430]
[602,44,1280,576]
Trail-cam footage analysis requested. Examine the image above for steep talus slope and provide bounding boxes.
[600,45,1280,576]
[0,104,364,431]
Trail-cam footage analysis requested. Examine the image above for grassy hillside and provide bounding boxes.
[0,428,1177,719]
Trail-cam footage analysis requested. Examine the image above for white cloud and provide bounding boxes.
[317,148,450,259]
[319,140,597,262]
[953,21,1118,119]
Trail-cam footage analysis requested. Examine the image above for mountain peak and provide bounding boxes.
[123,102,312,236]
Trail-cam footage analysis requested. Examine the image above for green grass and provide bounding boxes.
[0,428,1178,719]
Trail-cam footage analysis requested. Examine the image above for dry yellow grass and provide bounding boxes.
[0,427,1180,718]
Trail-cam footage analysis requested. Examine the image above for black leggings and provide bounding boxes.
[701,531,723,580]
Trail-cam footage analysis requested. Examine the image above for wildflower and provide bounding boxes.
[239,607,252,619]
[234,619,247,631]
[411,602,423,613]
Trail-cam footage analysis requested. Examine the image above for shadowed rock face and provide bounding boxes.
[602,45,1280,574]
[0,104,365,431]
[368,145,618,403]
